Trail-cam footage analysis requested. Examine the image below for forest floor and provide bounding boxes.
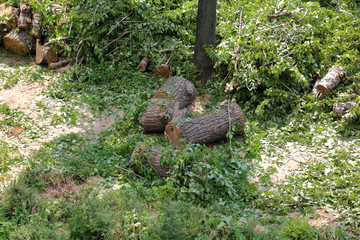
[1,50,359,239]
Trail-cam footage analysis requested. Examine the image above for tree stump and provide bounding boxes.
[315,65,346,94]
[153,76,197,109]
[4,29,35,55]
[31,11,42,39]
[138,57,149,72]
[0,4,19,35]
[140,98,179,133]
[36,39,58,65]
[18,3,32,31]
[130,142,172,177]
[333,102,357,117]
[165,101,245,149]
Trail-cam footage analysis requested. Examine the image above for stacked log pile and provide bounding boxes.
[133,76,246,176]
[141,76,197,133]
[0,2,66,68]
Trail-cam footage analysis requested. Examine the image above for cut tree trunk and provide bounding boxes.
[165,101,245,149]
[153,76,197,109]
[36,39,58,65]
[333,102,357,117]
[138,57,149,72]
[31,11,42,39]
[130,142,172,177]
[49,59,70,70]
[0,4,19,35]
[312,78,323,99]
[315,65,346,94]
[3,29,35,55]
[18,3,32,31]
[140,98,179,133]
[156,64,170,78]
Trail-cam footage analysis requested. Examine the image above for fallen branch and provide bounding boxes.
[49,59,70,70]
[267,11,292,19]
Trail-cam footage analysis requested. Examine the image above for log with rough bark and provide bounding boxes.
[130,142,172,177]
[3,29,35,55]
[165,101,245,149]
[315,65,346,94]
[36,39,58,65]
[140,98,179,133]
[31,11,42,39]
[18,3,32,31]
[333,102,357,117]
[0,4,19,35]
[137,57,149,72]
[153,76,197,109]
[49,59,70,70]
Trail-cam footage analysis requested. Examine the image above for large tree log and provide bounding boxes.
[333,102,357,117]
[3,29,35,55]
[0,4,19,35]
[18,3,32,31]
[153,76,197,109]
[36,39,58,65]
[165,101,245,149]
[315,65,346,94]
[138,57,149,72]
[31,11,42,39]
[130,142,172,177]
[140,98,179,133]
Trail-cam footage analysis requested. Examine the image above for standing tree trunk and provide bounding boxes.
[194,0,217,84]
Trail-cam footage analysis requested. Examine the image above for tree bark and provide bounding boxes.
[49,59,70,70]
[0,4,19,35]
[36,39,58,65]
[31,11,42,39]
[153,76,197,109]
[4,29,35,55]
[194,0,217,84]
[165,101,245,149]
[18,3,32,31]
[140,98,179,133]
[315,65,346,94]
[138,57,149,72]
[130,142,172,177]
[333,102,357,117]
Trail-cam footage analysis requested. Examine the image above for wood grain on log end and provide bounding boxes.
[130,142,172,177]
[4,29,34,55]
[165,123,182,149]
[156,64,170,78]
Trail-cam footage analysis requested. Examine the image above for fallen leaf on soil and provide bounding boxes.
[7,127,25,137]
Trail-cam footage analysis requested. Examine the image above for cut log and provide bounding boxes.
[140,98,179,133]
[312,78,323,99]
[49,59,70,70]
[130,142,172,177]
[156,64,170,78]
[315,65,346,94]
[18,3,32,31]
[165,101,245,149]
[0,4,19,35]
[36,39,58,65]
[137,57,149,72]
[153,76,197,109]
[3,29,35,55]
[31,11,42,39]
[333,102,357,117]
